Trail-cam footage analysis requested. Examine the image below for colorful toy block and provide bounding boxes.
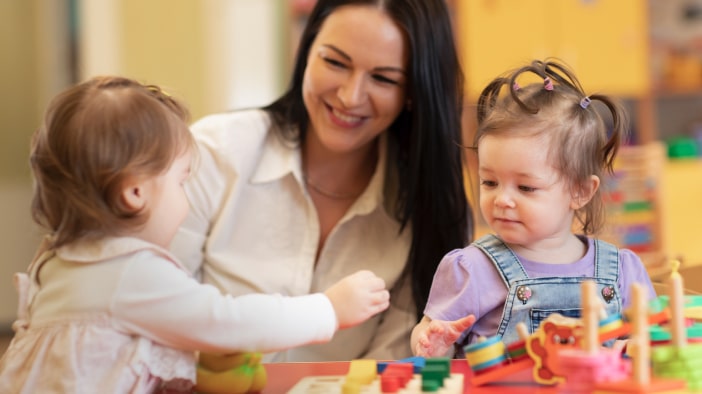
[287,358,464,394]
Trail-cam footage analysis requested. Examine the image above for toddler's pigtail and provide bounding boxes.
[588,94,629,175]
[543,59,585,94]
[508,66,539,114]
[477,77,509,124]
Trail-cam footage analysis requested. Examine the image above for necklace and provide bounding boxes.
[304,176,363,200]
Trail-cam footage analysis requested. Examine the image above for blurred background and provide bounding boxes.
[2,0,702,332]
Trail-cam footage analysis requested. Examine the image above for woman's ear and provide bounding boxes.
[571,175,600,210]
[120,177,147,212]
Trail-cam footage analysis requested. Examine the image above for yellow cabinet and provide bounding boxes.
[662,159,702,267]
[457,0,650,100]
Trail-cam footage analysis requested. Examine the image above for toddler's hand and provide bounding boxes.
[324,270,390,329]
[414,315,475,357]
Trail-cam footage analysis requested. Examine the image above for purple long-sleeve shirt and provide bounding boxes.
[424,237,656,344]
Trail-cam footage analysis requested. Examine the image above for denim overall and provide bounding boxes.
[474,234,622,347]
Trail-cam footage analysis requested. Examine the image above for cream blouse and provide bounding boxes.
[171,109,415,362]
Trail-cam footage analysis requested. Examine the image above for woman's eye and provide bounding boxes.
[372,74,399,85]
[323,57,346,68]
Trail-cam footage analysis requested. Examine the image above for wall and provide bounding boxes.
[0,1,74,329]
[79,0,285,120]
[662,160,702,266]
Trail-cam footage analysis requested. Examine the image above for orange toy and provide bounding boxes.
[525,313,583,385]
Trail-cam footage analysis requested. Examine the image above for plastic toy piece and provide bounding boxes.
[650,324,702,345]
[464,335,506,374]
[598,313,624,339]
[597,308,670,344]
[558,349,631,392]
[651,345,702,391]
[194,352,267,394]
[582,281,600,353]
[380,363,413,392]
[594,283,687,393]
[650,294,702,321]
[669,263,686,347]
[287,357,464,394]
[464,323,537,386]
[554,281,632,392]
[378,356,426,374]
[467,356,533,387]
[556,282,626,391]
[344,359,378,393]
[525,313,583,385]
[648,261,702,391]
[505,339,529,361]
[421,358,451,391]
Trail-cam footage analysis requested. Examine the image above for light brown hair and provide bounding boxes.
[475,59,629,235]
[30,76,194,249]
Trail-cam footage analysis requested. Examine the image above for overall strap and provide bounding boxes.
[593,238,620,282]
[473,234,529,289]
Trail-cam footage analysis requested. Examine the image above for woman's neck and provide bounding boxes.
[302,136,379,198]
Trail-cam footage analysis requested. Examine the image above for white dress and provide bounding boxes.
[0,236,337,393]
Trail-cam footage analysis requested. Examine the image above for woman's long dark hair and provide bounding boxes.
[264,0,473,318]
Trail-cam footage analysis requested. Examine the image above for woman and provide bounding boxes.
[172,0,473,362]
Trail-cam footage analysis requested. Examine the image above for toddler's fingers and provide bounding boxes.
[377,290,390,306]
[454,315,476,331]
[376,300,389,313]
[368,276,386,291]
[415,344,429,357]
[416,338,429,354]
[375,289,390,304]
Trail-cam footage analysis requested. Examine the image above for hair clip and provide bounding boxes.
[543,77,554,91]
[512,82,520,91]
[145,85,171,97]
[580,97,591,109]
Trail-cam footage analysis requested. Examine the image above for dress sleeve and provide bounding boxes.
[423,248,478,322]
[618,248,657,307]
[109,253,337,354]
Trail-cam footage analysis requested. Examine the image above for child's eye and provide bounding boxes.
[480,180,497,188]
[518,185,536,192]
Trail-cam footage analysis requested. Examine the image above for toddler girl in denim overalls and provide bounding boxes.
[410,59,656,357]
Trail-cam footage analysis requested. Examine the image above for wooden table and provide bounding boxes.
[262,359,558,393]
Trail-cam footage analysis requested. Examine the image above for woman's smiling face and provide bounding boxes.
[302,4,408,154]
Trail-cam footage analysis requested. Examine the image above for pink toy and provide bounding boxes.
[594,280,687,392]
[555,281,631,392]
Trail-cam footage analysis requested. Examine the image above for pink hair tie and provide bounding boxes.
[543,77,554,91]
[512,82,520,91]
[580,97,591,109]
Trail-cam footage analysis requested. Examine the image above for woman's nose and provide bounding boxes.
[337,72,367,107]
